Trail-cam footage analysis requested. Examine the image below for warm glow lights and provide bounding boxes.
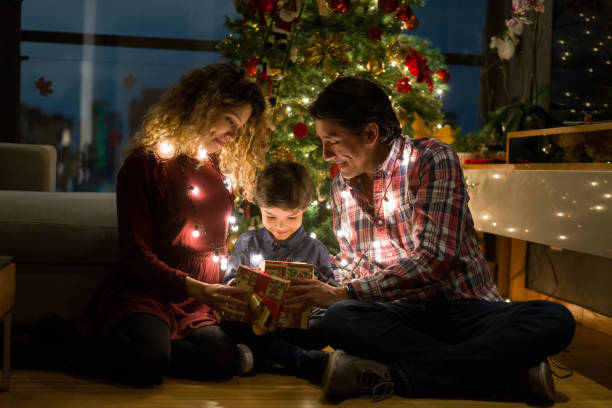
[158,141,174,158]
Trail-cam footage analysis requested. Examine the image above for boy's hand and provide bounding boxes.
[284,277,348,308]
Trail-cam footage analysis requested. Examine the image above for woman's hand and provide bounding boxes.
[185,277,248,321]
[284,277,349,309]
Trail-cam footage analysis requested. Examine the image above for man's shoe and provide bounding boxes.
[321,349,394,401]
[236,343,254,375]
[527,359,556,402]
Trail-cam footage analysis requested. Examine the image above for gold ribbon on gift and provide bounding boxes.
[248,293,276,336]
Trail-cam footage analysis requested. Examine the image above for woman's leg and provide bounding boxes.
[168,324,237,381]
[72,313,171,386]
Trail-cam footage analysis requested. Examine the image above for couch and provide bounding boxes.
[0,143,118,324]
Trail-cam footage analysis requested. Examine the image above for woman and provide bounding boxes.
[76,63,269,385]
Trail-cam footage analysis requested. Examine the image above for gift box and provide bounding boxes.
[259,260,315,330]
[232,265,290,335]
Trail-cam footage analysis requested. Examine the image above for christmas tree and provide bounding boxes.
[218,0,452,253]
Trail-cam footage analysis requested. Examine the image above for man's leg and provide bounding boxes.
[321,299,575,397]
[390,299,575,396]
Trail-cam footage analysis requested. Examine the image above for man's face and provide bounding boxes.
[315,118,373,180]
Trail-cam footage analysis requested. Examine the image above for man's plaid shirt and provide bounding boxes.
[330,136,502,303]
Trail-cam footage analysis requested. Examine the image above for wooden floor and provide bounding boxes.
[1,324,611,408]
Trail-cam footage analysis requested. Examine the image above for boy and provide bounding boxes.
[223,160,336,380]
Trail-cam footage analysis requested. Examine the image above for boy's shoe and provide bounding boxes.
[297,350,329,383]
[526,359,556,402]
[236,343,254,375]
[321,349,394,401]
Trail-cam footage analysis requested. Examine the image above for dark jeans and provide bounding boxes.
[320,299,576,397]
[220,308,328,370]
[71,313,237,385]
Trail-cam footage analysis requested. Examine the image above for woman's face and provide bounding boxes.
[203,104,253,154]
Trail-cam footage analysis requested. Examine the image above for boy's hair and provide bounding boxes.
[309,76,402,145]
[254,161,314,210]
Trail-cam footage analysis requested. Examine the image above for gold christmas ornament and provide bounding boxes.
[269,146,296,162]
[290,46,298,63]
[227,235,239,252]
[300,32,351,80]
[367,57,385,75]
[386,40,405,65]
[319,0,329,16]
[273,106,289,123]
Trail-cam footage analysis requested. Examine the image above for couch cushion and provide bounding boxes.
[0,143,57,191]
[0,190,118,265]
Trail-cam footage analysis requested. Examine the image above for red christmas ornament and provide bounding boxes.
[293,122,308,139]
[328,0,351,13]
[248,0,278,27]
[329,163,340,179]
[434,69,450,83]
[396,6,418,30]
[378,0,399,13]
[367,25,384,41]
[34,77,53,96]
[404,15,419,30]
[404,48,434,92]
[396,77,412,93]
[244,56,259,77]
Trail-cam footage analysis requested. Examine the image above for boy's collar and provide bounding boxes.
[262,225,306,247]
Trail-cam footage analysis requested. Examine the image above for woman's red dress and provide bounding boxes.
[81,148,233,340]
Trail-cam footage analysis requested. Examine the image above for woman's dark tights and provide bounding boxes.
[72,313,237,386]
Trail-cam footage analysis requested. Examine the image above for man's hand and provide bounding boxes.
[186,277,248,321]
[284,277,349,308]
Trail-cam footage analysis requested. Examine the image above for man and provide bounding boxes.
[285,77,575,402]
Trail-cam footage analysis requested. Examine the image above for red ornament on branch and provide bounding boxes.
[248,0,278,27]
[396,77,412,93]
[434,69,450,83]
[328,0,351,13]
[293,122,308,139]
[329,163,340,179]
[34,77,53,96]
[396,6,419,30]
[378,0,399,13]
[404,48,434,91]
[367,25,384,41]
[244,56,259,77]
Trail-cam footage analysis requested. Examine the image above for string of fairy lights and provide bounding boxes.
[555,11,612,117]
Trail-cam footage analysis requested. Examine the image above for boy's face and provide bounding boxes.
[260,207,304,241]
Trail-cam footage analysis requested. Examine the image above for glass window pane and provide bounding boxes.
[413,0,488,54]
[21,42,222,191]
[22,0,237,40]
[440,65,482,133]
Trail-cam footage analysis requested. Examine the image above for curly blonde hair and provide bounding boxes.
[124,63,268,200]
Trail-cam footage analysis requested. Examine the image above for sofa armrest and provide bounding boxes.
[0,143,57,191]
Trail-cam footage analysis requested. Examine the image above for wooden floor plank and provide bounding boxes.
[1,369,611,408]
[2,323,612,407]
